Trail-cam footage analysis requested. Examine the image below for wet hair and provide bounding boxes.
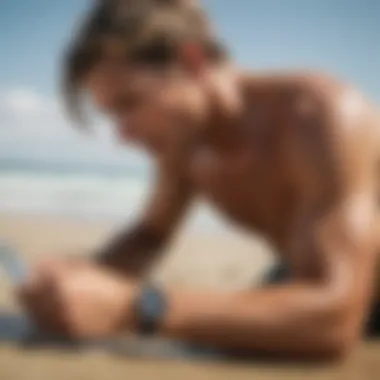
[62,0,228,124]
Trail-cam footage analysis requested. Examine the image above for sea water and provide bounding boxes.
[0,159,225,231]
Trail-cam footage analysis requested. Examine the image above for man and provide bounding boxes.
[19,0,380,361]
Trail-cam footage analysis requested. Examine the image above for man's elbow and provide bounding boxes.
[320,329,358,362]
[289,325,358,362]
[316,310,361,362]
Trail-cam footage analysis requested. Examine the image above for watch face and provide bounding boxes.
[137,286,167,334]
[141,288,165,315]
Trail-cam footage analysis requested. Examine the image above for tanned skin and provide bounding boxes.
[19,58,380,361]
[98,150,193,279]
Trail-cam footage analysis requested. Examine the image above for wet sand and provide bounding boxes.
[0,215,379,379]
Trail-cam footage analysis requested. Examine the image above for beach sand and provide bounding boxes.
[0,215,379,379]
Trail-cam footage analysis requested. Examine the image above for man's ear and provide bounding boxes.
[178,42,206,75]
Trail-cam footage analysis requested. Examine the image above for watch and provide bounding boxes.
[134,283,168,335]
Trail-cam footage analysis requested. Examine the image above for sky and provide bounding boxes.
[1,0,379,167]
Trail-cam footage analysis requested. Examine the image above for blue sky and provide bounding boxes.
[1,0,379,165]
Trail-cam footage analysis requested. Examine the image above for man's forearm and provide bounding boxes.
[156,284,354,360]
[97,223,166,278]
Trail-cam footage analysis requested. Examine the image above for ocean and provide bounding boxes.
[0,159,226,231]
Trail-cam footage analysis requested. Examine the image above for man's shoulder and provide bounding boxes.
[265,70,375,140]
[294,71,370,118]
[266,71,377,187]
[245,69,377,158]
[248,69,369,115]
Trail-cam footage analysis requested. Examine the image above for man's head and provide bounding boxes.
[63,0,229,152]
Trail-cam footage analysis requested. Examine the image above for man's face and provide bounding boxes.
[84,60,207,153]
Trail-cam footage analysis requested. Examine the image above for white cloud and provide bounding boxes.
[2,88,47,114]
[0,87,148,168]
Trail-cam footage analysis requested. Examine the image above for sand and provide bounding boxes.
[0,214,379,379]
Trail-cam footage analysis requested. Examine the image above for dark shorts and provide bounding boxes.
[262,263,380,338]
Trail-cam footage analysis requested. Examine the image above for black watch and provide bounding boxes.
[133,283,168,335]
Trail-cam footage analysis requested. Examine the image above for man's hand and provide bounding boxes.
[17,259,138,339]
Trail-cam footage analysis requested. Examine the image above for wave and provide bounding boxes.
[0,171,150,220]
[0,169,228,232]
[0,158,149,179]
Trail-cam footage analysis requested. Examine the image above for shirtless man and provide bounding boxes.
[19,0,380,361]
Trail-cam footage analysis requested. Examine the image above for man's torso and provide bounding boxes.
[185,72,379,277]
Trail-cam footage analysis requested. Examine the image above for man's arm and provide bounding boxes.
[157,192,377,360]
[97,154,193,278]
[146,90,379,360]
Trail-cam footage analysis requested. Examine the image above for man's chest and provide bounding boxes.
[188,144,297,243]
